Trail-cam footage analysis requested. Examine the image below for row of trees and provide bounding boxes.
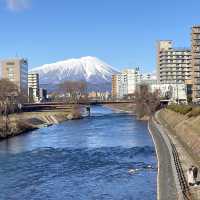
[51,81,88,103]
[0,79,88,113]
[0,79,27,135]
[53,81,160,118]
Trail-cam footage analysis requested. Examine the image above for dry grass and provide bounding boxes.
[0,108,74,139]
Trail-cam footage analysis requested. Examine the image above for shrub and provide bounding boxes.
[188,107,200,117]
[167,104,192,115]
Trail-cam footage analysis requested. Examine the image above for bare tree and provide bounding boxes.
[0,79,25,135]
[134,84,160,118]
[0,79,21,113]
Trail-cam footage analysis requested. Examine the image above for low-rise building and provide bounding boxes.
[150,83,187,102]
[88,91,110,101]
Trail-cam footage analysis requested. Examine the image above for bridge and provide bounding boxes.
[22,100,134,112]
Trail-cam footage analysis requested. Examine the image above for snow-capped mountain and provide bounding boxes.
[31,56,118,86]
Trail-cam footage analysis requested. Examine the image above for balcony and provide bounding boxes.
[192,29,200,34]
[193,54,200,59]
[194,79,200,84]
[194,61,200,66]
[193,37,200,41]
[194,66,200,71]
[193,50,200,53]
[194,72,200,77]
[193,42,200,46]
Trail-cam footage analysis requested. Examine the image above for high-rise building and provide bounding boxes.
[1,58,28,95]
[111,68,141,99]
[191,25,200,101]
[111,73,127,99]
[28,73,39,102]
[122,69,141,94]
[39,88,47,102]
[111,75,118,99]
[117,71,128,98]
[157,40,192,84]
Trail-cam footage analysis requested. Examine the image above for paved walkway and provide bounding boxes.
[148,119,177,200]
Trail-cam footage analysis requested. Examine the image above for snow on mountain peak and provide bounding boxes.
[31,56,118,84]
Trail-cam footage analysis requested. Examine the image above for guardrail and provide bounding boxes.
[171,142,192,200]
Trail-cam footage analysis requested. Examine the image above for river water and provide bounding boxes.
[0,106,157,200]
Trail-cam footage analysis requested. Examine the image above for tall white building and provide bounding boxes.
[122,69,141,94]
[112,68,141,99]
[118,72,128,98]
[28,73,39,102]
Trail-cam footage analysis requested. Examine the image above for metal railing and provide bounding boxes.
[171,142,192,200]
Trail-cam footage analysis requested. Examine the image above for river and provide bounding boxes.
[0,106,157,200]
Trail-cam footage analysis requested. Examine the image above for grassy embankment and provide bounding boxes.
[158,105,200,165]
[0,105,83,139]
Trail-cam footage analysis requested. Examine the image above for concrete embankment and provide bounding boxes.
[0,105,85,140]
[155,109,200,200]
[157,109,200,165]
[104,103,136,114]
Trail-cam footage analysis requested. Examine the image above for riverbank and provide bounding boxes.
[105,103,152,121]
[104,103,136,113]
[155,109,200,199]
[0,105,84,140]
[106,103,199,199]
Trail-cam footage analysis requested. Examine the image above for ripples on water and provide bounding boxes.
[0,106,157,200]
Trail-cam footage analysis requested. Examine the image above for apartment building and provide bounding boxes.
[111,73,127,99]
[1,58,28,95]
[111,75,118,99]
[122,68,141,94]
[140,73,157,86]
[191,25,200,101]
[157,40,192,84]
[28,73,40,102]
[111,68,141,99]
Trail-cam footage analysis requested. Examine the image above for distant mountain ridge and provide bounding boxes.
[31,57,118,91]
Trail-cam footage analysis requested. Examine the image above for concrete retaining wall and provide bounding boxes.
[158,109,200,164]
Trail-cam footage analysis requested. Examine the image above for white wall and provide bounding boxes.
[150,83,187,101]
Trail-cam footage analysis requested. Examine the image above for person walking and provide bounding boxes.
[187,167,195,186]
[192,166,198,185]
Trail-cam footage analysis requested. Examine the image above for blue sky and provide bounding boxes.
[0,0,200,72]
